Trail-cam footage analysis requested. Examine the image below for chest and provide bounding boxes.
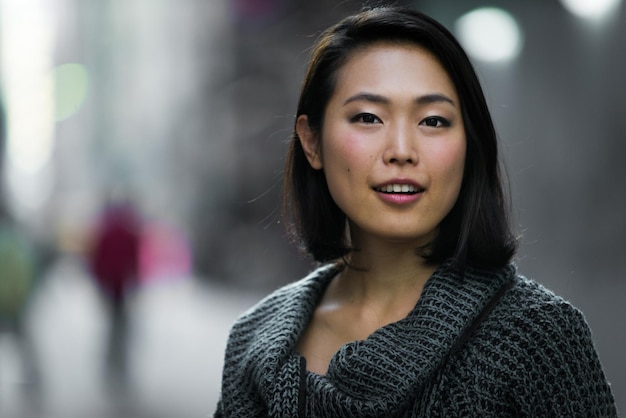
[295,301,415,375]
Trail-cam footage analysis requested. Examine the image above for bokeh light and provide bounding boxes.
[454,7,523,63]
[559,0,622,21]
[54,63,89,122]
[0,0,56,214]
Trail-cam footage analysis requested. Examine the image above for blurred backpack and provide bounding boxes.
[0,221,36,319]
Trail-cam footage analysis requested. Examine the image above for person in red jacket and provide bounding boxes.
[89,198,141,387]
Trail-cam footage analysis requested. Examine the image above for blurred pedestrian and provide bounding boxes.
[0,209,41,401]
[215,5,617,417]
[0,91,42,407]
[88,196,141,387]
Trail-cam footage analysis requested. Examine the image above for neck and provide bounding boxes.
[337,238,437,310]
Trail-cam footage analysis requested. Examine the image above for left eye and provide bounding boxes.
[351,113,382,124]
[420,116,450,128]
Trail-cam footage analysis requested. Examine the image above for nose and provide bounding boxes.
[383,122,418,165]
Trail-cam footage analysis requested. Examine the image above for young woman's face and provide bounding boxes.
[298,42,466,248]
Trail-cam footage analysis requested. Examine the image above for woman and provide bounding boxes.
[215,6,617,417]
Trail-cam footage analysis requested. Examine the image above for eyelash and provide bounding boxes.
[420,116,451,128]
[350,113,381,124]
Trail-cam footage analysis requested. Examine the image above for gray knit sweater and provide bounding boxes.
[215,262,617,417]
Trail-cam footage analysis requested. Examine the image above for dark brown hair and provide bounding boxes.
[282,6,517,270]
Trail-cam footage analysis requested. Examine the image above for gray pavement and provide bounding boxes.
[0,256,261,418]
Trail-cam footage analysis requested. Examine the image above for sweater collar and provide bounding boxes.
[323,262,514,411]
[256,261,515,415]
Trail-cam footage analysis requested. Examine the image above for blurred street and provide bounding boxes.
[0,255,262,418]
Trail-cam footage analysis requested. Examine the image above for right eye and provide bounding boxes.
[351,113,382,124]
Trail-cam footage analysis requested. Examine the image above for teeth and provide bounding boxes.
[379,184,419,193]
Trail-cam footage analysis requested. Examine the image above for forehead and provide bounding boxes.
[333,41,459,102]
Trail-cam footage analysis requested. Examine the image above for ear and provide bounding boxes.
[296,115,323,170]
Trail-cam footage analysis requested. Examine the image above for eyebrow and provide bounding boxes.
[416,93,456,107]
[343,92,457,107]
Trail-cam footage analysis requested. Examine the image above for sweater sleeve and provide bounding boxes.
[511,299,617,417]
[213,399,223,418]
[213,308,271,417]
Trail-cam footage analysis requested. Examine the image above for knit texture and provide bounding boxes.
[215,262,617,417]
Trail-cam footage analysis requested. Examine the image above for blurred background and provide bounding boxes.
[0,0,624,416]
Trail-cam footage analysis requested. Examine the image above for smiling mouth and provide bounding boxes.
[374,184,424,194]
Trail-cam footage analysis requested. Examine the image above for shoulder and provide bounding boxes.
[486,272,594,353]
[456,266,597,371]
[218,263,339,393]
[216,266,338,418]
[228,263,339,333]
[475,271,617,415]
[503,274,588,333]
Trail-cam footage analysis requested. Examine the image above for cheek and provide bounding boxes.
[449,144,466,182]
[322,131,367,174]
[431,141,466,192]
[321,132,373,206]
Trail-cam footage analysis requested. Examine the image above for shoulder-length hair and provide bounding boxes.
[282,6,517,271]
